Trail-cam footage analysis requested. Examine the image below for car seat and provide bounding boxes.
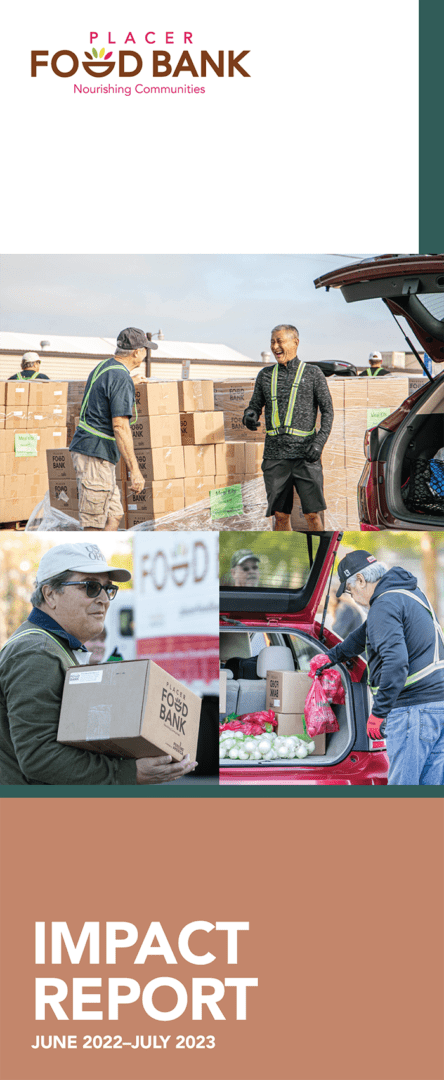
[236,645,295,715]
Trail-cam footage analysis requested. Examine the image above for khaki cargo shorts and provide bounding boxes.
[71,452,123,529]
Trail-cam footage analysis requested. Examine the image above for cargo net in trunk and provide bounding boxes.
[403,458,444,515]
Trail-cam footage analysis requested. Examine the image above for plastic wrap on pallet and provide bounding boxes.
[131,478,272,531]
[213,381,266,442]
[25,492,82,531]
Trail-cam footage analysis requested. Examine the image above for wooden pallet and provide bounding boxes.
[0,519,28,531]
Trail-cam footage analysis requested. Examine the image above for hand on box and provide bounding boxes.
[131,373,148,385]
[136,753,197,784]
[129,468,145,494]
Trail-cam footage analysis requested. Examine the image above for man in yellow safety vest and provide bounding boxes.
[242,324,333,531]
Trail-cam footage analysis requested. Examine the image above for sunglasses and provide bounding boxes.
[63,580,119,601]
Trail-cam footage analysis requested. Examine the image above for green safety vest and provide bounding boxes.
[366,367,384,376]
[0,628,77,667]
[266,362,316,438]
[367,589,444,695]
[77,357,137,442]
[17,371,39,380]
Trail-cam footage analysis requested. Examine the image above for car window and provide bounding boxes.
[220,533,321,589]
[287,633,322,671]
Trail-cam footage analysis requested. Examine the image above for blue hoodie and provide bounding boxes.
[328,567,444,718]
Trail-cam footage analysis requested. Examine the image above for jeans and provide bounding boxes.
[385,702,444,785]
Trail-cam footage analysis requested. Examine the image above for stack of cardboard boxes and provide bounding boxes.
[0,381,68,524]
[322,375,425,527]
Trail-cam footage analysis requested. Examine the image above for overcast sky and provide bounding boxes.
[0,254,413,363]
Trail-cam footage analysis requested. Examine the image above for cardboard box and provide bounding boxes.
[0,383,6,407]
[214,474,244,488]
[127,446,185,482]
[46,448,76,480]
[1,496,37,523]
[215,441,246,476]
[58,659,202,763]
[5,408,28,430]
[131,414,182,449]
[180,411,225,445]
[5,382,30,407]
[219,670,227,714]
[184,475,215,506]
[40,428,69,452]
[134,381,179,416]
[27,407,67,430]
[125,479,185,522]
[49,479,79,513]
[184,444,216,477]
[266,670,313,714]
[28,381,68,408]
[275,712,326,755]
[177,380,214,413]
[244,442,264,474]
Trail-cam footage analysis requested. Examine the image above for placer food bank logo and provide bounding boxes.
[30,30,251,88]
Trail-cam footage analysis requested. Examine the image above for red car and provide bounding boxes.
[219,531,388,785]
[315,254,444,530]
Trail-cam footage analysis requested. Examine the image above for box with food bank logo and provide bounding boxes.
[57,659,201,762]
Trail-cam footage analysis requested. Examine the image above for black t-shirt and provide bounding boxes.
[8,372,50,380]
[69,358,135,464]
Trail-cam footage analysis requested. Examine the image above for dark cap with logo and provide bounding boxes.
[230,549,260,569]
[116,327,158,351]
[336,550,377,596]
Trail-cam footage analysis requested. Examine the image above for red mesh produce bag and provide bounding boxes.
[309,654,345,704]
[304,678,339,736]
[219,710,278,737]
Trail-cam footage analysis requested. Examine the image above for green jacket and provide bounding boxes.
[0,619,137,785]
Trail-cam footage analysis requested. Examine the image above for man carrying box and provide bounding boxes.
[0,543,197,785]
[242,325,333,531]
[69,328,157,530]
[320,550,444,785]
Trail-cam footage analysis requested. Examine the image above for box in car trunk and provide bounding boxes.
[275,712,326,755]
[58,659,202,763]
[266,670,313,713]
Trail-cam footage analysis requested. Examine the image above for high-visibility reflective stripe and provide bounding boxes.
[78,358,138,442]
[17,371,39,380]
[266,362,315,436]
[367,589,444,694]
[0,629,76,666]
[366,367,384,376]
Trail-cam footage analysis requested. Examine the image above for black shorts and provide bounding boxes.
[261,457,327,516]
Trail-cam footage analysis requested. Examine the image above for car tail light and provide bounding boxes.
[363,429,372,460]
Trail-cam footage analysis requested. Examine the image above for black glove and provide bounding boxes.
[243,408,259,431]
[314,659,335,677]
[304,440,323,463]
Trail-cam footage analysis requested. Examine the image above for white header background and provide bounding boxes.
[2,0,418,254]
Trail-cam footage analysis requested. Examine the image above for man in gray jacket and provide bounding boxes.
[243,325,333,531]
[322,550,444,785]
[0,543,196,785]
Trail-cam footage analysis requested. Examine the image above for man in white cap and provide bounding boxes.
[8,352,49,381]
[0,543,197,786]
[69,327,158,530]
[359,351,391,377]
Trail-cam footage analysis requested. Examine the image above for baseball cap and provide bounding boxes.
[116,327,158,351]
[368,350,382,362]
[230,549,261,569]
[336,550,378,596]
[35,543,132,585]
[22,352,41,366]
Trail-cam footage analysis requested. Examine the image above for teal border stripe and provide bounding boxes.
[419,0,444,250]
[0,784,443,799]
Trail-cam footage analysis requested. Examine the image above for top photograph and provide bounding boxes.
[1,252,443,534]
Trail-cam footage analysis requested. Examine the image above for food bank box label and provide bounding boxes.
[69,670,103,684]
